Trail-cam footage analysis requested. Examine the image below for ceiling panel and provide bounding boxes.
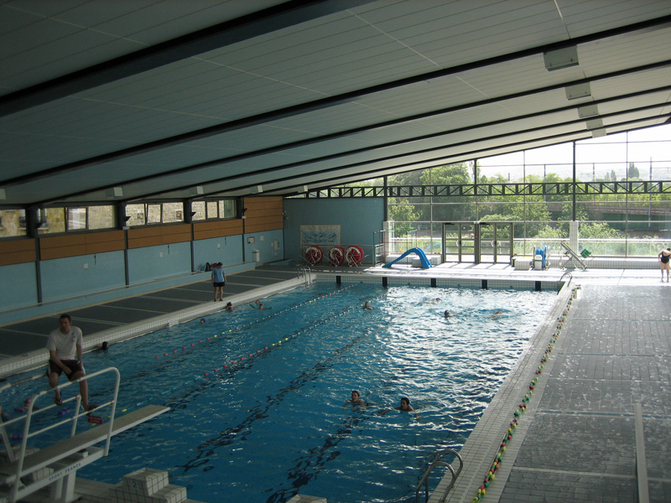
[0,0,670,207]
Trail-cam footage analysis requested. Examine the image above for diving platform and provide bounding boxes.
[0,368,169,503]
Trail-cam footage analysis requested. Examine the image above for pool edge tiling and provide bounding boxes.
[438,283,574,503]
[317,272,563,292]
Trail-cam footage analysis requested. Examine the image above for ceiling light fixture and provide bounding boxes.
[543,46,579,71]
[565,82,591,100]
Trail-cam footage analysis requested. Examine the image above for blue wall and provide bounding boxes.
[193,234,244,271]
[127,242,191,284]
[283,198,384,264]
[41,250,126,302]
[243,229,284,265]
[0,262,38,309]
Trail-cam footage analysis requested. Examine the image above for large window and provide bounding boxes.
[0,209,27,237]
[192,199,236,221]
[354,124,671,256]
[125,202,185,227]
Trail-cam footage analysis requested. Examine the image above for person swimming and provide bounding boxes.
[343,390,367,409]
[378,397,420,422]
[363,301,374,310]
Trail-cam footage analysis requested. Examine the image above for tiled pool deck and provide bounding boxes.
[2,262,668,502]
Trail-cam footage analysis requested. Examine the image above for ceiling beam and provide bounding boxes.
[128,103,671,202]
[2,15,670,187]
[0,0,373,118]
[256,118,670,197]
[41,80,671,205]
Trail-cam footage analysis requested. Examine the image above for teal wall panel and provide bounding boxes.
[0,262,38,309]
[40,251,126,302]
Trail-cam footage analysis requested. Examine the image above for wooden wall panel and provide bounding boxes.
[40,230,125,260]
[0,239,36,265]
[127,224,191,249]
[193,219,243,240]
[243,197,283,232]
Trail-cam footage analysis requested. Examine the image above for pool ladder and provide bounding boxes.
[415,447,463,503]
[298,267,313,286]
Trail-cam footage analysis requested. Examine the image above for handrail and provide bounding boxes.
[415,447,464,503]
[7,367,120,503]
[559,271,573,293]
[298,267,313,286]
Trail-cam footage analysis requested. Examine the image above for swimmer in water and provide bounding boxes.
[363,301,374,310]
[489,310,503,320]
[444,310,451,318]
[379,397,420,422]
[225,302,234,311]
[343,390,367,409]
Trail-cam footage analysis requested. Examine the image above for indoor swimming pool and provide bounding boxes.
[2,283,556,503]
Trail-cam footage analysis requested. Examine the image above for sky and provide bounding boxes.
[477,123,671,182]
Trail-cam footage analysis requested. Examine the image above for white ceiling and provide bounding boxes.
[0,0,669,206]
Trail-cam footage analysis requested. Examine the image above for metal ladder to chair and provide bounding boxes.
[415,447,464,503]
[559,242,587,271]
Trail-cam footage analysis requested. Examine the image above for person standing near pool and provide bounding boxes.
[212,262,226,301]
[46,314,95,411]
[379,397,420,422]
[658,248,670,282]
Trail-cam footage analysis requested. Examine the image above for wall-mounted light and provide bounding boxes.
[585,118,603,130]
[543,46,579,71]
[565,82,591,100]
[251,185,263,194]
[578,104,599,118]
[189,186,204,196]
[105,187,123,199]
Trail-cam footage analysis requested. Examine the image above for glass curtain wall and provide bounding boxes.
[380,124,671,257]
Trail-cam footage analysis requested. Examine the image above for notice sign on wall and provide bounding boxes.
[300,225,340,246]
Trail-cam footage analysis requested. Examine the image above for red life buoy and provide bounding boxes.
[305,246,323,265]
[328,246,345,266]
[345,245,364,266]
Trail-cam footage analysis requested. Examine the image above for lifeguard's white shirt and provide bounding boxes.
[46,327,83,360]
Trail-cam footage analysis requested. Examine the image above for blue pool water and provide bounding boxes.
[4,283,555,503]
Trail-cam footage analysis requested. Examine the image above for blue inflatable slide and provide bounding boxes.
[383,247,432,269]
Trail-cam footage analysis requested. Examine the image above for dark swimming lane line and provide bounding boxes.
[110,303,361,412]
[172,330,371,476]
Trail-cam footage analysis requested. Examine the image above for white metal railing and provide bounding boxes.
[415,447,463,503]
[1,367,120,503]
[298,267,313,286]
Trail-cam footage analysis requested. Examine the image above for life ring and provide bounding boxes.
[345,245,364,266]
[305,246,323,265]
[328,246,345,266]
